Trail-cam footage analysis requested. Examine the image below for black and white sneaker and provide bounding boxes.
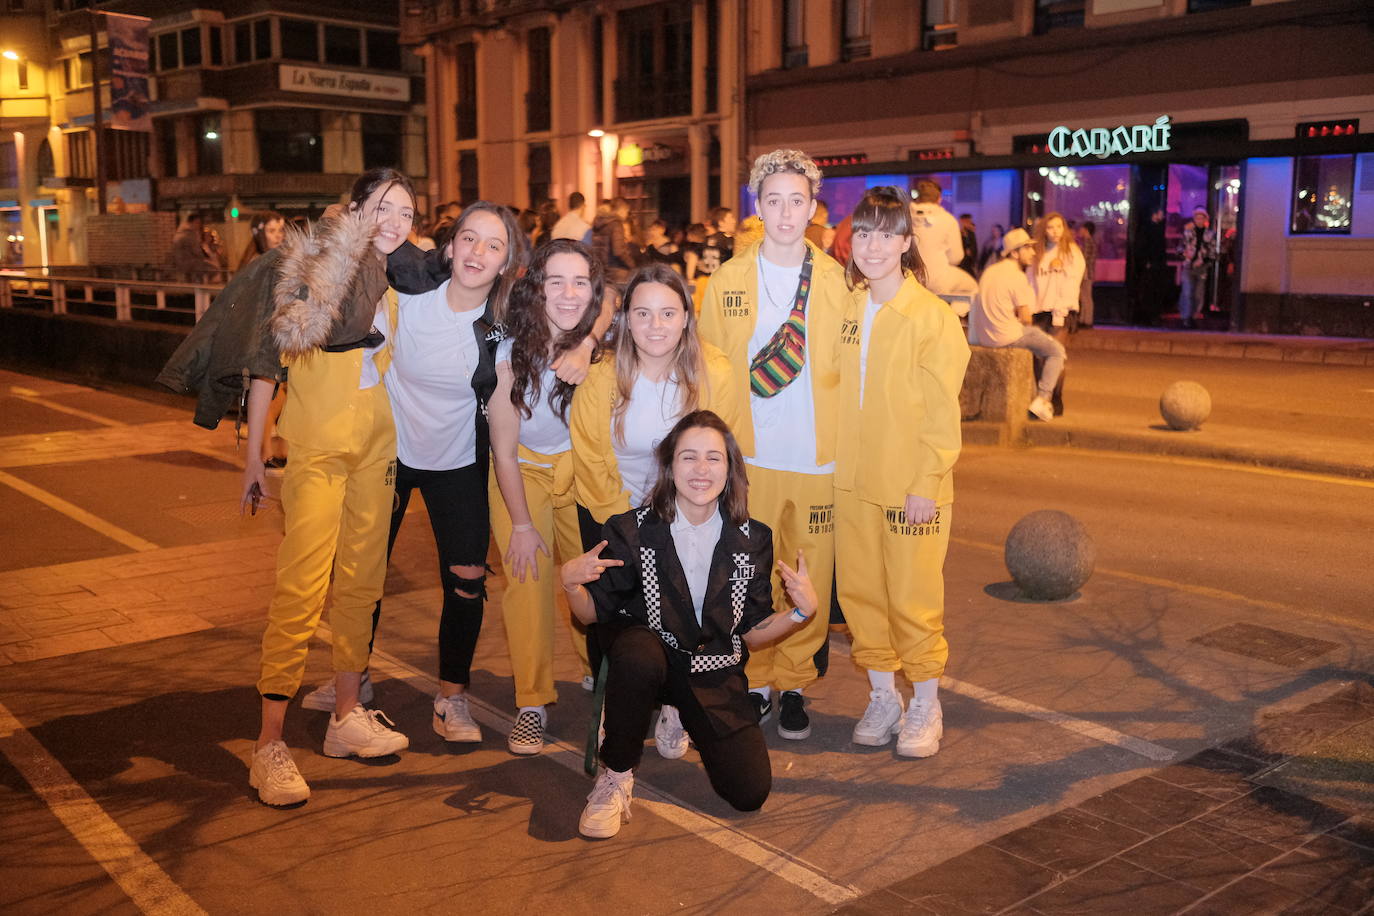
[508,706,546,756]
[750,691,773,725]
[777,690,811,740]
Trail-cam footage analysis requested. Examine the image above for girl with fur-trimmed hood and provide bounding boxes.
[237,168,418,807]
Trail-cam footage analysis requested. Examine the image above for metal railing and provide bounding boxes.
[0,269,223,326]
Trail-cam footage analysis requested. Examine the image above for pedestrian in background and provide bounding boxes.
[592,198,636,284]
[170,212,221,281]
[551,191,592,244]
[957,213,978,277]
[238,211,285,269]
[1076,221,1097,329]
[1177,207,1215,329]
[1028,211,1082,415]
[977,223,1005,275]
[835,186,969,758]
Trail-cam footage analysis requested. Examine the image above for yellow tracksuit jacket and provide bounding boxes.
[834,274,970,506]
[697,239,847,462]
[570,342,742,524]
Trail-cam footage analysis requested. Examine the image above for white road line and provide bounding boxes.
[827,639,1176,762]
[0,699,207,915]
[330,631,860,906]
[0,469,159,552]
[8,388,126,427]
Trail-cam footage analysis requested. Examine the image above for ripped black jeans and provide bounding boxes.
[372,460,489,685]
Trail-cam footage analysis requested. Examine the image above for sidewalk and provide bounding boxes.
[965,328,1374,480]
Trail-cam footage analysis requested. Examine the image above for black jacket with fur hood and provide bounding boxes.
[157,212,386,428]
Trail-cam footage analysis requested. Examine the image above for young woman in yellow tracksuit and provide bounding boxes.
[698,150,848,742]
[489,238,604,755]
[835,186,970,758]
[569,262,741,757]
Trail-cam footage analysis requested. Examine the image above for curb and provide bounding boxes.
[963,421,1374,481]
[1070,329,1374,366]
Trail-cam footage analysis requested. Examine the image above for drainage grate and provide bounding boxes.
[1189,622,1339,668]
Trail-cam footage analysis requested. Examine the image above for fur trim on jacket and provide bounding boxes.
[270,211,378,358]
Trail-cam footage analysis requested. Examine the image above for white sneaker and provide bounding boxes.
[897,698,943,758]
[508,706,546,756]
[249,739,310,806]
[579,767,635,838]
[301,671,374,712]
[852,689,905,746]
[432,692,481,743]
[654,705,689,759]
[1029,396,1054,422]
[323,705,409,758]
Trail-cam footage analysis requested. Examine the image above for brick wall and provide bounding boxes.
[85,213,179,267]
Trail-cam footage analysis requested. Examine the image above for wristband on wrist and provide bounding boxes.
[512,523,534,532]
[789,607,810,624]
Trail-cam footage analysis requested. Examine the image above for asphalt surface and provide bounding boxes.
[2,366,1372,914]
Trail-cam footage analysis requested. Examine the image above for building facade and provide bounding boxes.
[400,0,744,232]
[745,0,1374,336]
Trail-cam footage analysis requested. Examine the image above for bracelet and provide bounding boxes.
[789,607,811,624]
[512,523,534,532]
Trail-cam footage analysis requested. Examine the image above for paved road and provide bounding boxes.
[1,367,1371,914]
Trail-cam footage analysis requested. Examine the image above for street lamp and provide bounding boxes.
[1,50,19,61]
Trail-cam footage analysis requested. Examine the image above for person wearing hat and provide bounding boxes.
[968,227,1065,422]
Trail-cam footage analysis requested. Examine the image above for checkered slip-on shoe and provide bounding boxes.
[508,706,546,756]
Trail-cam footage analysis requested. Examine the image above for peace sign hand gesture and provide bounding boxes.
[561,540,625,591]
[776,550,819,619]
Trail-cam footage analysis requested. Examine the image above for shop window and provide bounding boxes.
[1291,155,1353,234]
[362,114,402,170]
[196,114,222,175]
[256,109,322,173]
[1024,164,1130,284]
[366,30,401,71]
[526,28,551,133]
[841,0,871,62]
[923,0,957,51]
[455,42,477,141]
[1034,0,1084,35]
[280,19,318,63]
[459,149,479,205]
[782,0,807,68]
[324,25,362,67]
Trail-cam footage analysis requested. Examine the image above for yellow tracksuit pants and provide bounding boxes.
[835,488,951,682]
[489,448,590,708]
[257,387,396,698]
[743,465,835,693]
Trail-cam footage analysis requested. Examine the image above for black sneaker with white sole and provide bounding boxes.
[750,691,773,724]
[777,690,811,740]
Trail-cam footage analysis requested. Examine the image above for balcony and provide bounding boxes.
[156,172,356,202]
[614,72,691,124]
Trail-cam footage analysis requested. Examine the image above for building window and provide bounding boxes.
[0,142,17,187]
[325,25,362,67]
[67,130,91,178]
[455,42,478,141]
[593,16,605,125]
[158,119,178,177]
[16,59,28,90]
[256,109,323,172]
[37,138,54,183]
[923,0,957,51]
[233,19,273,63]
[782,0,807,68]
[255,19,272,60]
[208,26,222,66]
[366,30,401,70]
[106,129,150,181]
[526,27,551,133]
[841,0,871,62]
[196,113,222,175]
[459,149,479,204]
[157,32,178,71]
[615,3,692,122]
[1188,0,1249,11]
[1291,155,1354,234]
[65,52,92,89]
[1035,0,1085,34]
[181,27,202,67]
[281,19,319,63]
[528,143,551,206]
[705,0,718,113]
[362,114,402,170]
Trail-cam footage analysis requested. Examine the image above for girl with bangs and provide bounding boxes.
[835,186,969,759]
[570,263,742,758]
[489,238,605,755]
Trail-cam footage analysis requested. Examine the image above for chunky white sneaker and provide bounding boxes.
[1029,396,1054,422]
[433,692,481,743]
[301,671,374,712]
[897,698,943,758]
[579,767,635,838]
[654,705,689,759]
[507,706,546,756]
[323,705,409,758]
[249,740,310,806]
[852,689,905,746]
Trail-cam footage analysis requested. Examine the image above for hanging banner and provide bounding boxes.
[106,12,152,132]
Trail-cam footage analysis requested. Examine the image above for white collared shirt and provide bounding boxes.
[670,503,723,625]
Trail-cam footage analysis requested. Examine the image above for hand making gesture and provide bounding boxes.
[561,540,625,590]
[777,550,819,619]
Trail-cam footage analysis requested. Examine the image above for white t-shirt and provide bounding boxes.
[550,211,591,242]
[496,338,572,460]
[747,254,834,475]
[858,293,883,406]
[384,281,483,470]
[972,258,1035,347]
[356,304,388,391]
[614,374,680,507]
[670,504,723,625]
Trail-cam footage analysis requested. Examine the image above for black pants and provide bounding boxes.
[371,460,488,685]
[599,626,771,812]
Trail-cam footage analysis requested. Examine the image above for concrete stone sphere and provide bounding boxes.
[1160,380,1212,431]
[1004,510,1096,600]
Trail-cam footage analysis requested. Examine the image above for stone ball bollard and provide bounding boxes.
[1004,510,1096,600]
[1159,381,1212,431]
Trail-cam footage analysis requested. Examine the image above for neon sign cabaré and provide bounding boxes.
[1047,115,1172,159]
